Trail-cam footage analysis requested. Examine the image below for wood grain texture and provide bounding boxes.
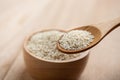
[0,0,120,80]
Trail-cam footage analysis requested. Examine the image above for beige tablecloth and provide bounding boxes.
[0,0,120,80]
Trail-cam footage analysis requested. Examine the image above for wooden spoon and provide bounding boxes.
[57,17,120,54]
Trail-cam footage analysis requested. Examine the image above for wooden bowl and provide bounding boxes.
[23,29,89,80]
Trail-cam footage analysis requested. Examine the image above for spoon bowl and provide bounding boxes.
[57,26,102,53]
[57,17,120,54]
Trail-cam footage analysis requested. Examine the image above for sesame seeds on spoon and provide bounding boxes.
[58,30,94,52]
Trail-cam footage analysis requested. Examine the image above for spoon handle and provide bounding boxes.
[92,17,120,37]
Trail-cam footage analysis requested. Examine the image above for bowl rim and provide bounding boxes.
[23,29,90,63]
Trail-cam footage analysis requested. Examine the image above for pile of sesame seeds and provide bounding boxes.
[59,30,94,51]
[27,30,81,61]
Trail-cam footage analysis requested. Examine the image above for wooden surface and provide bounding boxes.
[0,0,120,80]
